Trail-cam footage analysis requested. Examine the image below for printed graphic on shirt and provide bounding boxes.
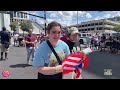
[48,50,66,67]
[72,46,81,53]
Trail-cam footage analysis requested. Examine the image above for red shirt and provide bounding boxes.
[60,36,68,42]
[25,34,36,47]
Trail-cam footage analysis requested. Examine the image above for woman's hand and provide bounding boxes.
[73,71,77,79]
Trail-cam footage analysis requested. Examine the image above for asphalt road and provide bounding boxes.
[0,46,120,79]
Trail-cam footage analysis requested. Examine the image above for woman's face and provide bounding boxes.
[48,26,61,42]
[69,33,79,42]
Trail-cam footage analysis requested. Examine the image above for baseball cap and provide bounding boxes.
[68,27,79,35]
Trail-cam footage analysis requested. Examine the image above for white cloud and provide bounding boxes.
[50,13,57,18]
[112,11,120,17]
[28,11,45,24]
[30,11,120,26]
[62,11,74,16]
[47,18,56,23]
[44,11,87,26]
[94,16,103,20]
[86,13,92,18]
[103,14,111,18]
[78,11,86,16]
[47,11,56,13]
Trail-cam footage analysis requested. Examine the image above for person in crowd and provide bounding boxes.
[13,33,19,46]
[66,27,80,53]
[24,29,37,65]
[0,27,11,60]
[32,21,70,79]
[60,28,69,42]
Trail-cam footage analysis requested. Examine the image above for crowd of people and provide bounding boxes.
[89,33,120,55]
[1,20,120,79]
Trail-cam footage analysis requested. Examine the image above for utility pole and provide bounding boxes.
[77,11,78,28]
[44,11,47,35]
[77,11,81,50]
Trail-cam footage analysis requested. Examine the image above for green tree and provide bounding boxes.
[113,25,120,32]
[19,20,33,35]
[9,21,17,31]
[115,16,120,21]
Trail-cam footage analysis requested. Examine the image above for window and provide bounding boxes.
[82,34,86,37]
[14,11,16,17]
[26,15,27,18]
[85,24,87,27]
[24,14,26,18]
[87,34,91,36]
[99,22,103,25]
[11,19,13,22]
[10,12,13,18]
[91,23,94,26]
[21,12,23,18]
[91,28,94,30]
[95,23,98,25]
[88,24,90,26]
[99,27,102,30]
[17,12,20,17]
[82,25,84,27]
[88,28,90,31]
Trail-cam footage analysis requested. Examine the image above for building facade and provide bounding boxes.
[66,19,120,34]
[10,11,29,23]
[9,11,45,35]
[0,13,11,31]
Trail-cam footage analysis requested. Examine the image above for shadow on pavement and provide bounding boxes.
[10,64,32,68]
[0,58,6,61]
[85,51,120,79]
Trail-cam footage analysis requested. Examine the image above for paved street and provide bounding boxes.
[0,46,37,79]
[0,46,120,79]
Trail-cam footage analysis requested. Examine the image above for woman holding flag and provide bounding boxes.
[32,21,70,79]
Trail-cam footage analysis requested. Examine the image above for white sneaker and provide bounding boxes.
[28,61,32,65]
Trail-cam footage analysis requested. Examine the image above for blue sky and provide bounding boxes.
[29,11,120,26]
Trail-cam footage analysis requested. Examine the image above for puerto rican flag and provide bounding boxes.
[62,52,88,78]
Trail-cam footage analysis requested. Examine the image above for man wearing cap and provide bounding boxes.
[66,27,81,53]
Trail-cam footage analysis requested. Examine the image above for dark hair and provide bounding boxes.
[46,21,62,32]
[2,27,6,31]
